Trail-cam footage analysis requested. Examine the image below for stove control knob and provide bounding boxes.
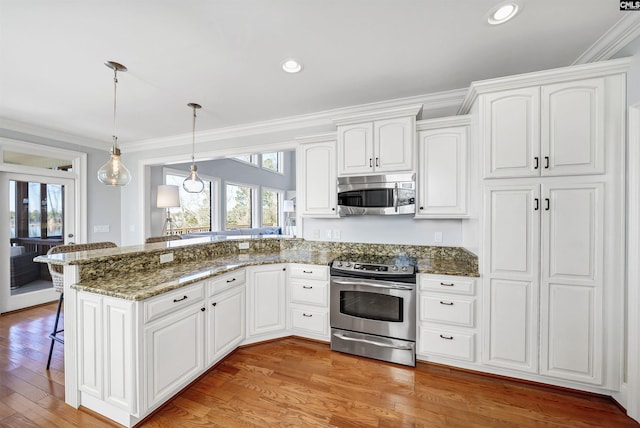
[354,264,361,269]
[401,266,408,272]
[391,266,399,271]
[335,261,342,267]
[344,262,352,267]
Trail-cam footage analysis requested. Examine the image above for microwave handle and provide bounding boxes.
[393,182,399,213]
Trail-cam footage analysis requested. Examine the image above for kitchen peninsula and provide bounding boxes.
[36,236,478,427]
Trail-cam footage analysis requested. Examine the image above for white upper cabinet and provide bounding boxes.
[482,87,540,178]
[334,105,421,176]
[541,79,605,176]
[416,125,468,218]
[482,77,606,179]
[298,137,338,218]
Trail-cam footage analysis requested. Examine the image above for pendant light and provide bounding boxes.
[183,102,205,193]
[97,61,132,186]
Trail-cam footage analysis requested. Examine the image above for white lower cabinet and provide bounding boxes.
[206,284,245,366]
[144,302,205,409]
[246,264,287,340]
[417,274,478,365]
[288,264,330,340]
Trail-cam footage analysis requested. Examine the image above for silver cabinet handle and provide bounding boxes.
[333,332,413,351]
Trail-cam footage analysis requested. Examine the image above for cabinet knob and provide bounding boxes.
[332,208,335,211]
[200,307,206,312]
[419,206,424,210]
[212,302,217,307]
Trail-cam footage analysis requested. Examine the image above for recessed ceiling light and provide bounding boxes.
[281,59,303,73]
[488,2,519,25]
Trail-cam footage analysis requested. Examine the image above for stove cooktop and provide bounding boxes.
[330,254,417,276]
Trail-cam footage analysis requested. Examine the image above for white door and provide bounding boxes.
[1,172,75,313]
[337,123,374,175]
[541,79,605,176]
[482,87,540,179]
[207,286,245,365]
[483,184,540,373]
[539,182,604,384]
[246,265,286,337]
[374,116,414,173]
[300,141,338,217]
[416,126,467,217]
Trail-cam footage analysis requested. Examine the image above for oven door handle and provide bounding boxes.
[333,332,414,351]
[331,279,414,291]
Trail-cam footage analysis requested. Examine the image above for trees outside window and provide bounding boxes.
[262,189,281,227]
[226,183,253,229]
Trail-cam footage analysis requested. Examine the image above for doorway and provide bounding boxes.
[1,173,75,313]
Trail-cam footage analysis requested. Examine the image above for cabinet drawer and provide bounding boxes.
[289,264,328,281]
[144,283,204,323]
[207,270,245,296]
[290,308,328,336]
[290,280,328,307]
[420,296,474,327]
[420,275,475,295]
[419,327,474,361]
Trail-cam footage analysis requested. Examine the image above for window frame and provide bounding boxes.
[261,152,284,175]
[260,186,284,228]
[163,167,220,233]
[224,181,258,230]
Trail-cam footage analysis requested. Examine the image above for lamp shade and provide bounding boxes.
[283,199,295,213]
[157,185,180,208]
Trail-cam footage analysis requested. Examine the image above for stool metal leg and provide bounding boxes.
[46,292,64,370]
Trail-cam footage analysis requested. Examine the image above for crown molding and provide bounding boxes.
[458,57,632,114]
[0,118,108,151]
[294,132,337,144]
[416,115,471,131]
[123,89,466,153]
[573,13,640,65]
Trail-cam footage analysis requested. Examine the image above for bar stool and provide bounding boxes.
[45,241,117,370]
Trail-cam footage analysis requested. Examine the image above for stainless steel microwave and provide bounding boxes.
[337,173,416,216]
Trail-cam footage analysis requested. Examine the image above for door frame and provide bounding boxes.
[0,137,87,313]
[625,104,640,422]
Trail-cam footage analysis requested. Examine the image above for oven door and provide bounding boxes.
[330,276,416,341]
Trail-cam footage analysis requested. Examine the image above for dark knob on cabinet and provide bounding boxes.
[200,307,205,312]
[420,206,424,210]
[212,302,217,307]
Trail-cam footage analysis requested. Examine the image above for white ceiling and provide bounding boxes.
[0,1,637,151]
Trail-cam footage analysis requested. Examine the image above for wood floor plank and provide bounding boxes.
[2,303,639,428]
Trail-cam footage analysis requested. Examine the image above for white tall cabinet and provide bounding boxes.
[471,59,627,390]
[296,134,339,218]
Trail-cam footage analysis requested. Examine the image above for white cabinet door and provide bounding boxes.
[145,304,205,409]
[206,286,245,366]
[416,126,467,217]
[337,122,374,175]
[300,140,338,217]
[483,184,540,372]
[539,182,604,384]
[374,116,414,173]
[541,79,605,176]
[246,265,287,337]
[482,87,540,178]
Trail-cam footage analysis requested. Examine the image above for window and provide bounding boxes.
[164,170,218,233]
[226,183,254,229]
[261,188,282,227]
[9,180,64,239]
[232,155,258,166]
[261,152,282,173]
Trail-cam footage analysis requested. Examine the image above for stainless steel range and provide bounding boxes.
[329,254,417,366]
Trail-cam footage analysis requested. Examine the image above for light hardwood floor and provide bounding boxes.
[1,302,638,427]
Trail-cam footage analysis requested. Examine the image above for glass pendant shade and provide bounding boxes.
[98,61,131,186]
[182,102,204,193]
[183,164,205,193]
[97,145,132,186]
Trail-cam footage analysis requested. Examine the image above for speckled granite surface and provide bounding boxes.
[36,237,478,301]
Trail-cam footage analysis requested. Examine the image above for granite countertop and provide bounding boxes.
[72,249,478,301]
[72,249,340,301]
